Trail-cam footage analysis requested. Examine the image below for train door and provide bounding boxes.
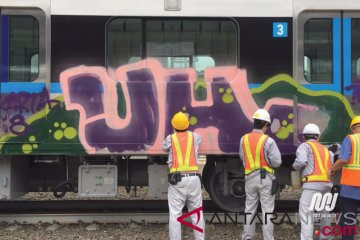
[0,8,48,150]
[295,11,356,144]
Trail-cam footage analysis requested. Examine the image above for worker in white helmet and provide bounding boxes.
[240,109,282,240]
[162,112,204,240]
[292,123,334,240]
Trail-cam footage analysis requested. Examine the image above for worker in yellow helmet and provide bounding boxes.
[329,116,360,240]
[162,112,204,240]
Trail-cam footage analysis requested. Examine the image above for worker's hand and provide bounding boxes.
[327,169,335,180]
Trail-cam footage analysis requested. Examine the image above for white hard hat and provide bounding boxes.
[302,123,321,135]
[252,109,271,123]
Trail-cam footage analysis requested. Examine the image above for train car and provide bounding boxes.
[0,0,358,212]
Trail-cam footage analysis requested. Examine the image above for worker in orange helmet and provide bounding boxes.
[240,109,282,240]
[162,112,204,240]
[329,116,360,240]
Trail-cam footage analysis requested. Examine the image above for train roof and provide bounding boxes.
[1,0,360,17]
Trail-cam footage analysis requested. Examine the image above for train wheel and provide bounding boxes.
[208,168,245,212]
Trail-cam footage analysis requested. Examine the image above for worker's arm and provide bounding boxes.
[292,143,308,170]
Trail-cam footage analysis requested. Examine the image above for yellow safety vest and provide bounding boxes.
[341,134,360,187]
[169,132,199,173]
[301,141,331,183]
[242,132,274,175]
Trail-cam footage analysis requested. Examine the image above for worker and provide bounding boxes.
[162,112,205,240]
[240,109,282,240]
[329,116,360,240]
[293,123,334,240]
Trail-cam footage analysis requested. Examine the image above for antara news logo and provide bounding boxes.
[310,193,357,237]
[177,206,204,233]
[176,193,358,237]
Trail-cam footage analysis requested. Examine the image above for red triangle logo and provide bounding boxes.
[177,206,203,233]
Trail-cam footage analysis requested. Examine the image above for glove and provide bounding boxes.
[328,144,339,154]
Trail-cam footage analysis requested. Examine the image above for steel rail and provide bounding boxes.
[0,200,299,214]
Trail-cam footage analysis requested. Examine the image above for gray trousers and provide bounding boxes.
[168,176,205,240]
[299,189,332,240]
[242,173,275,240]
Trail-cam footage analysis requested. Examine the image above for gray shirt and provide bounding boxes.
[162,131,202,168]
[292,140,334,191]
[239,129,282,179]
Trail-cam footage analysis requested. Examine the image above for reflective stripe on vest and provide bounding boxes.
[301,141,331,183]
[341,134,360,187]
[243,132,274,175]
[169,132,199,173]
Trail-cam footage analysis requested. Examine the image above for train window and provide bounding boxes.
[303,19,333,83]
[107,19,142,70]
[351,19,360,82]
[107,18,237,71]
[146,20,236,69]
[9,16,39,82]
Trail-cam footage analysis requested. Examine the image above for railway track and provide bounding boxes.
[0,200,300,224]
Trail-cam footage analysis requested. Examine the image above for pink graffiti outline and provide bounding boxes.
[60,59,316,154]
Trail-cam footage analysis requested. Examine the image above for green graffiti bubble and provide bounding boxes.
[287,124,294,133]
[223,94,234,104]
[276,126,290,139]
[226,88,232,94]
[189,116,198,126]
[218,88,224,93]
[54,122,59,127]
[61,122,67,129]
[29,136,36,142]
[54,130,64,140]
[288,113,294,119]
[64,127,77,140]
[22,144,32,154]
[282,120,288,126]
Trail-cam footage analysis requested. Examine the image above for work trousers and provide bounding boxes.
[299,188,332,240]
[339,196,360,240]
[242,173,275,240]
[168,176,205,240]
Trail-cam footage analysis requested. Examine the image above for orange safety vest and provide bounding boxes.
[301,141,331,183]
[169,132,199,173]
[242,132,274,175]
[341,134,360,187]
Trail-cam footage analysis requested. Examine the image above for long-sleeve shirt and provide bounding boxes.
[292,140,334,191]
[162,131,202,168]
[239,129,282,179]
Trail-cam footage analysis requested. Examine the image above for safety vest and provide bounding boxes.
[301,141,331,183]
[341,134,360,187]
[169,132,199,173]
[242,132,274,175]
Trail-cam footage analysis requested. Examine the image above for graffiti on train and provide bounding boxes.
[59,59,328,154]
[0,87,60,136]
[345,76,360,105]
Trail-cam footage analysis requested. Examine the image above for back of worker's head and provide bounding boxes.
[252,109,271,130]
[171,112,189,132]
[302,123,320,140]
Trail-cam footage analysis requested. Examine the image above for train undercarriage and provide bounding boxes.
[0,155,294,212]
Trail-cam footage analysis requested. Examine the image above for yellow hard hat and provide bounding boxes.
[350,116,360,129]
[171,112,189,130]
